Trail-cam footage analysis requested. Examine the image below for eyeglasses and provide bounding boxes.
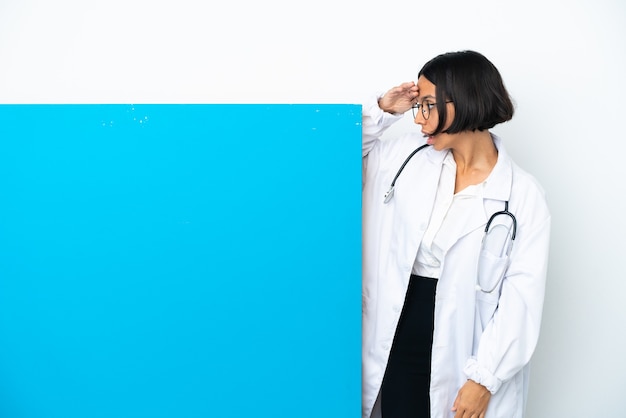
[411,100,453,120]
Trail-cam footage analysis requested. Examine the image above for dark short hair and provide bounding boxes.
[418,50,514,136]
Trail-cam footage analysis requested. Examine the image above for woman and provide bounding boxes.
[361,51,551,418]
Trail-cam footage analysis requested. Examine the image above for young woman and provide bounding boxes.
[361,51,551,418]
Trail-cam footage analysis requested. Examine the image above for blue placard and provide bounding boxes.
[0,105,362,418]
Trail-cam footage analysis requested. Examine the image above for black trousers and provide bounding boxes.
[381,274,438,418]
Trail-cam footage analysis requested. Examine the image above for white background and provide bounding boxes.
[1,0,625,416]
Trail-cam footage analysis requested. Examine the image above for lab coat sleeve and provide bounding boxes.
[362,93,405,189]
[464,185,551,394]
[362,93,404,158]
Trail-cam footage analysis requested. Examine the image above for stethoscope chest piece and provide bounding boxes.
[383,187,395,204]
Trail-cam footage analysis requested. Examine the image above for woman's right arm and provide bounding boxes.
[362,82,419,157]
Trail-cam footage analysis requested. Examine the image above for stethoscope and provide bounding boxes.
[382,144,518,293]
[383,144,430,204]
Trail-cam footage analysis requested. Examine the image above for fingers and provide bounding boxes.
[451,381,491,418]
[400,82,419,103]
[451,392,459,411]
[388,81,413,91]
[400,82,418,94]
[398,81,415,88]
[379,81,419,114]
[397,81,416,92]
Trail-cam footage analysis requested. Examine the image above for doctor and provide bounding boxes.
[361,50,551,418]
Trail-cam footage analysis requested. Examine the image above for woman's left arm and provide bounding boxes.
[464,182,552,393]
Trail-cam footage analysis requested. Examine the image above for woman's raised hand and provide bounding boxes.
[378,81,419,115]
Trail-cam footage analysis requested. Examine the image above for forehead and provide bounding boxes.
[417,75,436,98]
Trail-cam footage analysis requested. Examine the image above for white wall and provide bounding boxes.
[1,0,625,416]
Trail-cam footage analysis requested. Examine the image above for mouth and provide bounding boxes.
[422,132,434,145]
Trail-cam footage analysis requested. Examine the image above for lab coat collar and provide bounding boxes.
[483,134,513,202]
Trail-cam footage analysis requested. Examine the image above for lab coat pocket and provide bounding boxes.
[476,248,509,294]
[475,289,498,330]
[475,250,508,328]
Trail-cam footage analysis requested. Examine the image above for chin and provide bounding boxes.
[431,141,451,151]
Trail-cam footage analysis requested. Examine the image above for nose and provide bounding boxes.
[414,110,426,125]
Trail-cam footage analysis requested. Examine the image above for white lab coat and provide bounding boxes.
[361,98,551,418]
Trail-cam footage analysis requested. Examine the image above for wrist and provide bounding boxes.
[463,358,502,394]
[377,98,397,115]
[377,98,388,113]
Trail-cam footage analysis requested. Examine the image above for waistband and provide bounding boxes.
[410,274,438,281]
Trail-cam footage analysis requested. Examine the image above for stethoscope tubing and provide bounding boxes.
[383,144,430,204]
[485,201,517,241]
